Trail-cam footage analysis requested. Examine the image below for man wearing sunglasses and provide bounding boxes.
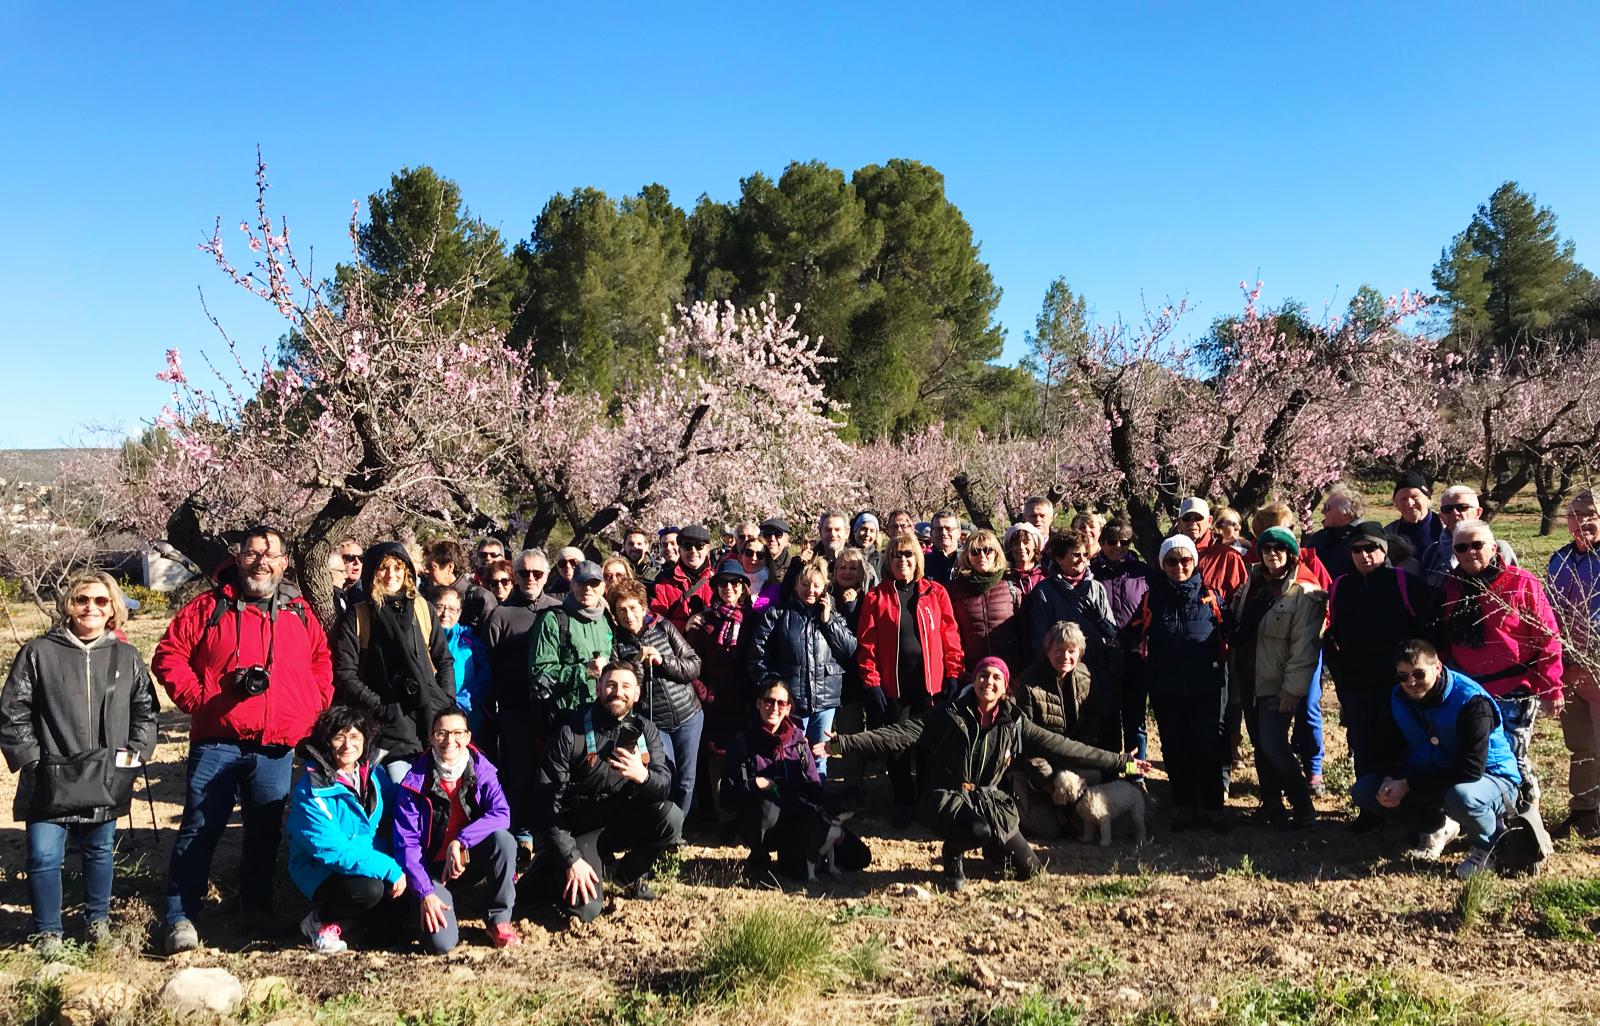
[650,524,716,633]
[1418,485,1518,589]
[1324,521,1438,813]
[332,538,366,622]
[1439,521,1564,813]
[1548,490,1600,840]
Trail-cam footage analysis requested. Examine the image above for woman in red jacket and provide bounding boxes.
[855,532,964,823]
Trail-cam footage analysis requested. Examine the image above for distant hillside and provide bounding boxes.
[0,448,114,485]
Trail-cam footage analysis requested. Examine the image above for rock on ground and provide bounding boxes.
[160,966,243,1017]
[58,971,141,1026]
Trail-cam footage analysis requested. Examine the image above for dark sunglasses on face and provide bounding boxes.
[758,697,791,709]
[341,553,362,564]
[1395,668,1430,684]
[1163,555,1194,566]
[1258,542,1288,554]
[1103,538,1129,548]
[1453,540,1488,554]
[516,568,547,579]
[893,551,917,560]
[72,595,113,609]
[1180,513,1205,523]
[970,547,997,556]
[1440,503,1473,514]
[1349,543,1381,555]
[742,548,763,558]
[491,576,513,587]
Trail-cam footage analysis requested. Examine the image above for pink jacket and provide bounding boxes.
[1440,565,1565,702]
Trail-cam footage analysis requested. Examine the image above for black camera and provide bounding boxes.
[229,665,271,697]
[396,676,422,703]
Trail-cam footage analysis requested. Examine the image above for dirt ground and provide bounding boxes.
[4,604,1600,1025]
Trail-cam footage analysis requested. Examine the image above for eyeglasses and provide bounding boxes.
[1349,543,1381,555]
[515,568,547,579]
[434,603,460,615]
[686,542,711,551]
[1163,556,1195,566]
[558,558,580,567]
[1440,503,1474,514]
[1103,538,1129,548]
[431,729,470,742]
[758,697,791,709]
[1453,540,1488,554]
[742,548,763,558]
[241,549,286,563]
[491,576,513,587]
[340,554,362,564]
[1180,513,1205,523]
[1394,668,1431,684]
[71,595,113,609]
[970,546,997,556]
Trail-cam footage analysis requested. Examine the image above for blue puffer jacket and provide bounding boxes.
[1392,669,1520,785]
[749,597,857,717]
[286,747,403,900]
[443,623,491,733]
[1132,576,1227,697]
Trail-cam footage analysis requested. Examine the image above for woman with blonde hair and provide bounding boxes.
[1,570,159,956]
[600,555,635,600]
[334,543,455,782]
[949,529,1024,673]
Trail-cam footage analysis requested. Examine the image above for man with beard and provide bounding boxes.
[534,662,681,923]
[152,527,334,953]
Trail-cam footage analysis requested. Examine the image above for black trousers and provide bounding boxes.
[545,795,683,923]
[883,689,931,807]
[312,874,399,934]
[1336,680,1405,785]
[1151,689,1226,811]
[737,797,870,875]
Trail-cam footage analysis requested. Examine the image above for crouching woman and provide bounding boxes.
[392,707,520,953]
[817,657,1139,891]
[286,705,406,954]
[723,678,870,885]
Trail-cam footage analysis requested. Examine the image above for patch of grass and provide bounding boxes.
[1454,871,1497,932]
[829,901,894,924]
[12,978,62,1026]
[938,960,977,988]
[840,936,891,983]
[1076,873,1153,903]
[315,992,369,1026]
[1223,974,1522,1025]
[1061,944,1127,979]
[979,991,1082,1026]
[393,989,549,1026]
[1223,853,1264,880]
[696,907,833,1003]
[650,846,683,885]
[1530,878,1600,941]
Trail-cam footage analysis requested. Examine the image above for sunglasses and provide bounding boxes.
[742,548,763,558]
[340,553,362,564]
[490,576,513,587]
[970,547,998,556]
[1395,668,1431,684]
[1258,542,1289,554]
[758,697,791,709]
[1180,513,1205,523]
[1453,540,1488,554]
[1440,503,1473,514]
[515,568,547,579]
[1349,543,1381,555]
[559,558,580,567]
[1103,538,1130,548]
[72,595,114,609]
[1163,555,1195,566]
[893,551,917,560]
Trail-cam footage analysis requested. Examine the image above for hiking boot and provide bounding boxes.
[490,922,522,949]
[165,918,200,956]
[1254,803,1289,828]
[300,911,347,954]
[942,854,967,892]
[86,919,114,949]
[1550,808,1600,841]
[1308,774,1327,798]
[1404,817,1461,861]
[1285,805,1316,831]
[32,933,65,961]
[1455,846,1495,880]
[622,877,658,902]
[1221,767,1233,801]
[514,838,536,881]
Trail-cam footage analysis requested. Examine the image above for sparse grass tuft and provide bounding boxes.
[1223,974,1522,1025]
[1454,871,1496,932]
[1223,853,1264,880]
[11,977,62,1026]
[1076,873,1153,903]
[1061,944,1127,979]
[978,991,1082,1026]
[840,935,891,983]
[697,907,834,1003]
[829,901,894,924]
[1530,878,1600,941]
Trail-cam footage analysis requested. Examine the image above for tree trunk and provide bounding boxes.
[164,500,236,580]
[518,492,562,552]
[1532,459,1573,538]
[294,492,363,630]
[950,473,995,531]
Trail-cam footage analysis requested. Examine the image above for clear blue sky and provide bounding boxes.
[3,3,1597,448]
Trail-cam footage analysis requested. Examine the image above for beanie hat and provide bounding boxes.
[1158,535,1199,565]
[1348,520,1390,551]
[1394,471,1431,496]
[972,656,1011,687]
[1257,526,1300,557]
[1003,522,1046,551]
[853,512,880,532]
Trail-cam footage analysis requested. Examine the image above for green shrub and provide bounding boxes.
[697,907,833,1003]
[1224,974,1521,1025]
[121,583,169,616]
[1454,871,1496,932]
[1076,874,1152,902]
[980,992,1081,1026]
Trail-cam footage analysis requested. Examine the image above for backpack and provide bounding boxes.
[204,588,311,633]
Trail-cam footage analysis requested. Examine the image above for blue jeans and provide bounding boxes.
[655,708,706,819]
[797,708,838,780]
[27,819,117,936]
[1293,657,1325,777]
[1351,772,1518,847]
[164,739,294,925]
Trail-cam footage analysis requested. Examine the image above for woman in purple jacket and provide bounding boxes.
[721,679,870,885]
[392,707,519,953]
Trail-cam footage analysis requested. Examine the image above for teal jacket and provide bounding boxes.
[286,747,403,899]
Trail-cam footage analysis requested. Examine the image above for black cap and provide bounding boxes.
[713,558,749,583]
[677,524,713,547]
[1348,520,1390,550]
[1394,471,1431,496]
[759,517,791,537]
[572,560,604,586]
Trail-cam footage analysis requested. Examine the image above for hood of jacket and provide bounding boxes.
[359,541,416,596]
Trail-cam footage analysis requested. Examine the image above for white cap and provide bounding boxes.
[1178,497,1211,520]
[1159,535,1199,564]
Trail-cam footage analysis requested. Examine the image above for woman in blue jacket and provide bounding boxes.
[433,589,491,736]
[286,706,406,954]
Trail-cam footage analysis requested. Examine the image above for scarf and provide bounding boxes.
[1446,561,1504,650]
[334,765,368,798]
[371,594,437,706]
[562,589,602,623]
[703,599,746,648]
[434,749,470,784]
[957,567,1005,593]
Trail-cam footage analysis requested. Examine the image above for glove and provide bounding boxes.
[939,677,961,704]
[863,686,891,724]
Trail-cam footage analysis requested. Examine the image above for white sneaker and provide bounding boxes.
[300,911,347,954]
[1456,846,1494,880]
[1403,817,1462,861]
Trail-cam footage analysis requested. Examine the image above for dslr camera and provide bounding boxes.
[228,665,271,697]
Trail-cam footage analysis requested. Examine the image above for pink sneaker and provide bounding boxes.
[490,922,521,948]
[300,911,347,954]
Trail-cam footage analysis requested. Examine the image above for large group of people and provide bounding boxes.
[4,476,1598,958]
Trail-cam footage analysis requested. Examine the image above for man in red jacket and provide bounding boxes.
[650,524,715,632]
[152,527,333,954]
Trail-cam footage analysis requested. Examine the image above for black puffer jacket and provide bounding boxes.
[0,627,160,823]
[749,597,857,717]
[614,614,703,731]
[535,702,670,866]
